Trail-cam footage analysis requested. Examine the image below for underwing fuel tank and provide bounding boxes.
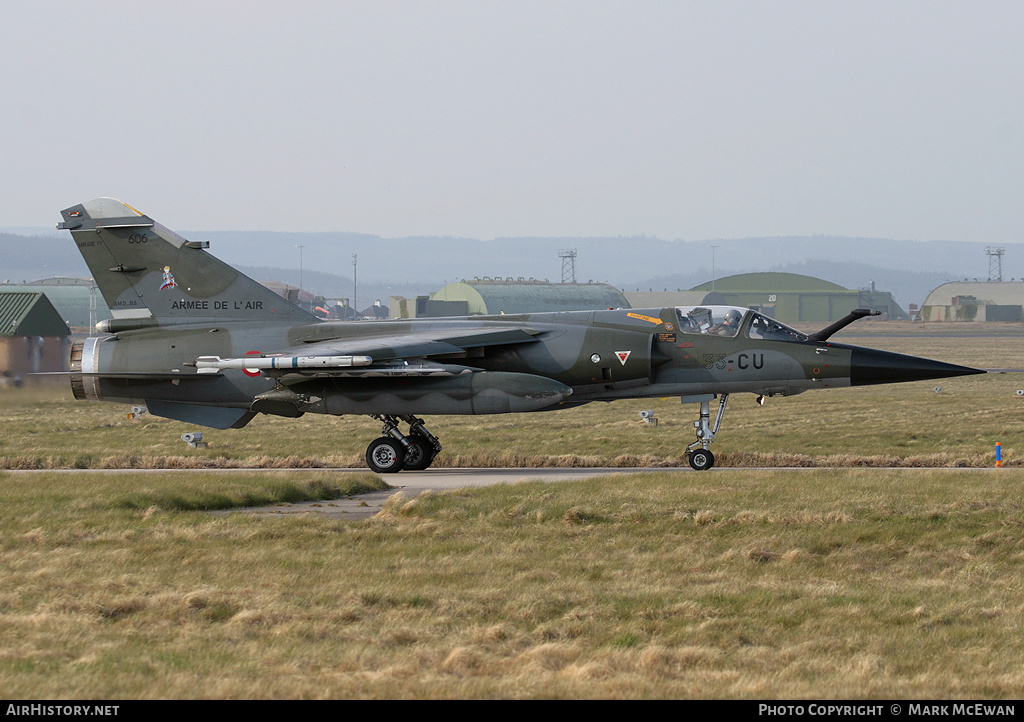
[291,371,573,416]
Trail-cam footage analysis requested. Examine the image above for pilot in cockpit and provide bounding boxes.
[710,308,743,336]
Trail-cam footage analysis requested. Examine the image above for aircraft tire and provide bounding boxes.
[688,449,715,471]
[366,437,406,474]
[402,435,436,471]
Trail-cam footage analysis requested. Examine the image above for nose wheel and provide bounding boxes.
[685,394,729,471]
[365,414,442,473]
[688,448,715,471]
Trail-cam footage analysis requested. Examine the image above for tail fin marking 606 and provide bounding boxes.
[59,198,314,327]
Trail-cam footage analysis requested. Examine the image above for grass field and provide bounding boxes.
[2,467,1024,698]
[1,324,1023,698]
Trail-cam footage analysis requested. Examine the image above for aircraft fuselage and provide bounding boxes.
[59,197,984,470]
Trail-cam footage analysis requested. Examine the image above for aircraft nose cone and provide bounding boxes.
[850,348,985,386]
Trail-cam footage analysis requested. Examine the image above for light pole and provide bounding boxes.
[710,244,718,292]
[352,253,358,320]
[295,245,306,310]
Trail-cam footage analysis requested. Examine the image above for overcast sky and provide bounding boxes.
[2,1,1021,243]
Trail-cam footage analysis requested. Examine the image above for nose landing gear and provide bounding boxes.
[686,394,729,471]
[365,414,443,473]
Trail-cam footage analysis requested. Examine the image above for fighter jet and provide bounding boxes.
[57,198,983,472]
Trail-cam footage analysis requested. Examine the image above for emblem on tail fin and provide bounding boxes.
[159,266,178,290]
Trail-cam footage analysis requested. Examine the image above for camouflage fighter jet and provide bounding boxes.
[57,198,983,472]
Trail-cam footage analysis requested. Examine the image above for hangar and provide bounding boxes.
[622,290,726,309]
[0,292,71,385]
[0,278,111,329]
[920,281,1024,322]
[688,272,907,323]
[392,279,629,318]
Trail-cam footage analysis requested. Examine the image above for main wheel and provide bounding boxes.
[688,448,715,471]
[401,434,436,471]
[366,437,406,474]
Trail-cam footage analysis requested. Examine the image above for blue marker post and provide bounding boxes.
[996,442,1002,468]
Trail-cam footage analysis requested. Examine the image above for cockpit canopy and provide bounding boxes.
[674,306,808,342]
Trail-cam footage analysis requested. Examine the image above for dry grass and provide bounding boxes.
[2,467,1024,698]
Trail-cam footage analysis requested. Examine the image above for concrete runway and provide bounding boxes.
[214,467,682,520]
[4,465,684,520]
[221,466,1001,520]
[10,465,1004,521]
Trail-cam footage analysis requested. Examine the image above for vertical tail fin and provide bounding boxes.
[58,198,314,328]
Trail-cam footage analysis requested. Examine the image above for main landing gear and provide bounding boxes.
[365,414,443,474]
[686,394,729,471]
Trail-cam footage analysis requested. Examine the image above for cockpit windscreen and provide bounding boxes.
[674,306,808,342]
[674,306,746,338]
[745,313,808,341]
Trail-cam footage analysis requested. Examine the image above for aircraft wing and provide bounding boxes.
[298,325,542,360]
[194,324,543,378]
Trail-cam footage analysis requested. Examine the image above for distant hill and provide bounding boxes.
[0,231,83,283]
[197,231,1019,310]
[4,227,1019,311]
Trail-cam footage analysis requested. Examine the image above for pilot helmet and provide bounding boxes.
[724,309,742,326]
